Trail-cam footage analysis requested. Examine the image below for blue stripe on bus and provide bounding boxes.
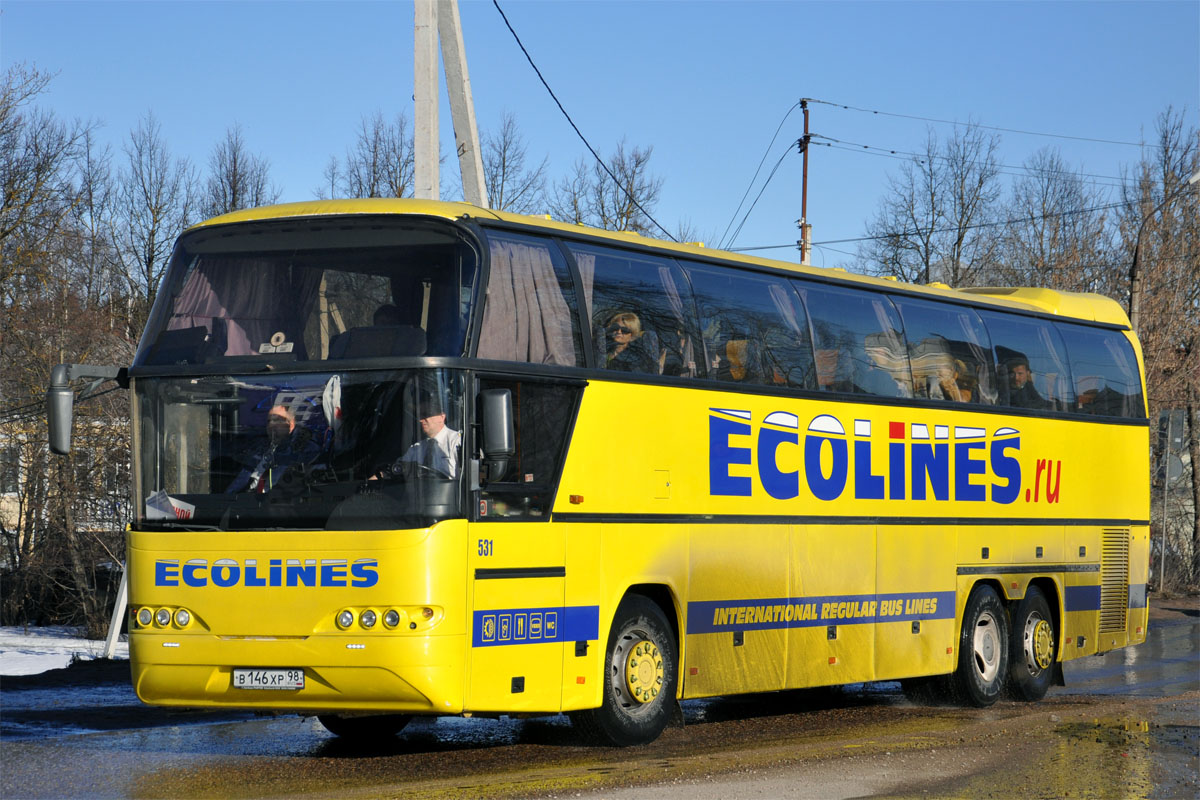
[472,605,599,648]
[686,591,956,635]
[1064,585,1101,612]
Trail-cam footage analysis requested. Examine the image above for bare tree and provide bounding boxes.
[322,112,415,199]
[858,125,1002,287]
[0,66,134,631]
[0,64,92,298]
[111,111,197,335]
[69,127,119,312]
[548,140,664,234]
[1117,109,1200,587]
[993,147,1113,292]
[482,112,547,214]
[202,124,279,218]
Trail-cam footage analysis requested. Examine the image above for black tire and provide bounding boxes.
[571,595,677,746]
[1008,586,1057,701]
[950,584,1009,707]
[317,713,412,738]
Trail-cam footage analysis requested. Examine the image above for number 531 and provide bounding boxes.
[477,539,493,556]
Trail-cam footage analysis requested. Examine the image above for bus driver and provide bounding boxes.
[397,394,461,478]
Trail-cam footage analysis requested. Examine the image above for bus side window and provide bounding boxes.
[891,296,996,405]
[477,233,584,367]
[684,263,815,389]
[795,281,912,398]
[568,244,701,377]
[476,379,582,521]
[1055,323,1146,418]
[978,311,1074,413]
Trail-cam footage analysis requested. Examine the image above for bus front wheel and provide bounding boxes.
[572,595,677,746]
[1008,585,1056,701]
[317,713,412,738]
[951,584,1009,707]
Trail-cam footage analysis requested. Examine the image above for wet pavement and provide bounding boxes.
[1,597,1196,799]
[1058,604,1199,697]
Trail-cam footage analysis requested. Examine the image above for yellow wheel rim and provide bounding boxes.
[1032,618,1054,670]
[623,639,664,704]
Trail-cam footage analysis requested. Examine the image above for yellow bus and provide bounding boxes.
[48,199,1149,745]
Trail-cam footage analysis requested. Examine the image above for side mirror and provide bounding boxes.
[480,388,515,479]
[47,365,75,455]
[45,364,127,455]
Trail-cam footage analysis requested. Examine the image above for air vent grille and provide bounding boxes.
[1100,528,1130,634]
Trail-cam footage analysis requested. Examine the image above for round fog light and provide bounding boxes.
[421,607,434,620]
[155,608,171,627]
[360,609,377,629]
[174,608,191,627]
[383,610,400,628]
[336,609,355,629]
[136,608,153,627]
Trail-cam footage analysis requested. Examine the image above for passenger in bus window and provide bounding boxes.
[605,312,655,373]
[953,360,979,403]
[658,328,695,377]
[398,395,461,478]
[1006,357,1048,409]
[716,336,761,383]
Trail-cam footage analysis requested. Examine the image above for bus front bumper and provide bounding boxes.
[130,632,465,715]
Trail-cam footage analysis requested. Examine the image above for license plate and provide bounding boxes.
[232,668,305,690]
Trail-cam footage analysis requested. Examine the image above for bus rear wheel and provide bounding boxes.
[317,713,412,738]
[951,584,1009,707]
[1008,586,1056,701]
[571,595,677,746]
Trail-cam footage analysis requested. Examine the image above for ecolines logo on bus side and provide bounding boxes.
[154,558,379,588]
[708,408,1061,504]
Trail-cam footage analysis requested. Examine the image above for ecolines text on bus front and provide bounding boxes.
[708,409,1029,504]
[154,558,379,588]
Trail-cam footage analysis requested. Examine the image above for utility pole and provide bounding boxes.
[796,99,812,265]
[414,0,439,200]
[413,0,489,207]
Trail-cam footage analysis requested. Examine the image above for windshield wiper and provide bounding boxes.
[139,520,223,532]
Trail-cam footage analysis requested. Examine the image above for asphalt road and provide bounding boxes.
[1,597,1196,799]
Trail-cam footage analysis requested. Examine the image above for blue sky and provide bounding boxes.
[3,0,1196,267]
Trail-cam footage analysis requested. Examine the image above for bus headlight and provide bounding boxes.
[336,609,355,629]
[360,609,377,629]
[383,610,400,629]
[136,608,153,627]
[155,608,171,627]
[174,608,191,627]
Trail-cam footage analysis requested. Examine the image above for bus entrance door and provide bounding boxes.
[465,522,566,712]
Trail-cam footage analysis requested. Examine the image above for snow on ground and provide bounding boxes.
[0,627,128,676]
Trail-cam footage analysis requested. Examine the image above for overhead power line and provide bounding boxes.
[718,101,804,250]
[491,1,677,242]
[805,97,1156,149]
[732,200,1130,252]
[810,134,1127,186]
[723,142,798,250]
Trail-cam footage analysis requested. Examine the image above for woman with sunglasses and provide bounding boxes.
[605,311,655,374]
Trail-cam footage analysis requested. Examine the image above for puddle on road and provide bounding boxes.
[1044,718,1158,799]
[1060,618,1200,698]
[920,714,1198,800]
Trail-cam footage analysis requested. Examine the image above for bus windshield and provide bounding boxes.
[133,216,479,367]
[133,368,465,530]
